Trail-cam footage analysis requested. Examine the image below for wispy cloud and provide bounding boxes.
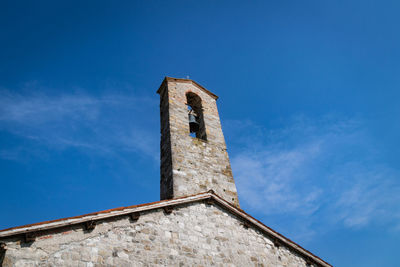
[0,86,159,161]
[226,115,400,238]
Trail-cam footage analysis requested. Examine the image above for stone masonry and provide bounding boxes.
[0,77,330,266]
[1,202,318,267]
[158,77,239,208]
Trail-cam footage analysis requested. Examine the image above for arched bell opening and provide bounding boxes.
[186,92,207,141]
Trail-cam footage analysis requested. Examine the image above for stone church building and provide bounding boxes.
[0,77,331,266]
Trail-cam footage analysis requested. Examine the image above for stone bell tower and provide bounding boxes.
[157,77,239,208]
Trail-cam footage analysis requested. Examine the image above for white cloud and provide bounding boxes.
[0,88,159,161]
[228,116,400,238]
[331,165,400,228]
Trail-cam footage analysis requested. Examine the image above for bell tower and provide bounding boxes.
[157,77,239,208]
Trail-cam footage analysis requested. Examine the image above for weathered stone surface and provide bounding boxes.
[158,78,240,207]
[0,77,328,266]
[1,203,316,266]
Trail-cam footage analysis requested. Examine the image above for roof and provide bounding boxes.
[157,77,219,100]
[0,191,331,267]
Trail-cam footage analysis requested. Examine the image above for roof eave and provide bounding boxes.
[0,192,331,267]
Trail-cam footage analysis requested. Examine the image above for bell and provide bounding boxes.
[188,113,199,133]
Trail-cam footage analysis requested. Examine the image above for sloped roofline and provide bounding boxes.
[157,77,219,100]
[0,191,331,267]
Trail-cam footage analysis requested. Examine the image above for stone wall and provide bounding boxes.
[158,78,240,208]
[1,202,315,267]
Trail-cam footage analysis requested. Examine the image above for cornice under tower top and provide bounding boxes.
[157,77,219,100]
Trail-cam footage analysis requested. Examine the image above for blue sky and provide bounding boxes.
[1,1,400,266]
